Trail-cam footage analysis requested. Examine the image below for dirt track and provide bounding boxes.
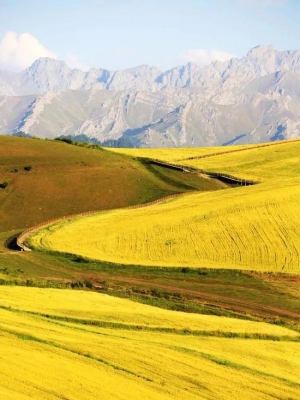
[94,275,300,320]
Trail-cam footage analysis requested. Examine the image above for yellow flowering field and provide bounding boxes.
[0,287,299,400]
[108,145,234,162]
[179,138,300,180]
[1,286,298,335]
[28,139,300,273]
[108,139,298,163]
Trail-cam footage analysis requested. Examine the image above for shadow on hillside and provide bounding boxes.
[4,233,22,251]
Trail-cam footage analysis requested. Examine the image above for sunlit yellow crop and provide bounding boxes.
[29,140,300,273]
[108,145,234,162]
[108,138,299,164]
[0,287,299,400]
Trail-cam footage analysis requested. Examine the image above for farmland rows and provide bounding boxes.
[180,139,300,181]
[29,183,300,272]
[109,137,300,163]
[18,192,188,251]
[3,137,300,399]
[26,140,300,272]
[0,287,299,400]
[185,137,300,160]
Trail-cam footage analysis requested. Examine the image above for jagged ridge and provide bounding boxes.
[1,45,300,147]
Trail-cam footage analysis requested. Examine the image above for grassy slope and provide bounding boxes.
[1,138,300,398]
[0,136,225,234]
[14,138,299,324]
[3,137,297,323]
[0,287,299,400]
[31,140,300,273]
[1,249,300,326]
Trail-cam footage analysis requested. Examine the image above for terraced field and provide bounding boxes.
[29,140,300,273]
[0,287,299,400]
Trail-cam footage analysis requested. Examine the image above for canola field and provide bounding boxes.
[109,139,298,163]
[29,140,300,272]
[0,286,299,400]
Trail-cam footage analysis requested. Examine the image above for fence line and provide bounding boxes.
[149,159,257,185]
[149,159,192,172]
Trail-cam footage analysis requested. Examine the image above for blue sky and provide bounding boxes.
[0,0,299,71]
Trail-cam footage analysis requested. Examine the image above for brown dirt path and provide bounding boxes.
[93,275,300,320]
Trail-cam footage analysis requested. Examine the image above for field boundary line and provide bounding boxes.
[16,192,191,251]
[106,276,300,319]
[185,138,300,161]
[148,159,258,185]
[17,159,259,251]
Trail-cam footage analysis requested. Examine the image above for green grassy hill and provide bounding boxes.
[0,136,225,234]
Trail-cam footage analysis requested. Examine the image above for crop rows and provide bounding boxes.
[28,140,300,273]
[0,287,299,400]
[108,138,300,163]
[29,179,300,272]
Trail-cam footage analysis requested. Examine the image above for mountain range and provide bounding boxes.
[1,45,300,147]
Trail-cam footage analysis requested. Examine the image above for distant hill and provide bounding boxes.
[1,45,300,146]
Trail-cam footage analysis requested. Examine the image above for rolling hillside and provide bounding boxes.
[0,136,225,235]
[0,286,299,400]
[29,140,300,273]
[1,138,300,400]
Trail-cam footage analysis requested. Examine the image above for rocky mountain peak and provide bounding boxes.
[1,45,300,147]
[247,45,275,58]
[26,57,70,76]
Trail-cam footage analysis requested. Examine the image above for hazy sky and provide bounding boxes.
[0,0,299,71]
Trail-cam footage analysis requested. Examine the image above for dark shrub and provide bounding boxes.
[181,267,191,274]
[0,181,8,189]
[84,280,93,289]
